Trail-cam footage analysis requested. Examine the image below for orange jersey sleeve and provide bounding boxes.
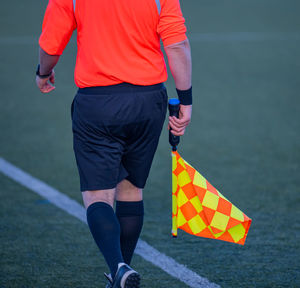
[39,0,76,55]
[158,0,187,47]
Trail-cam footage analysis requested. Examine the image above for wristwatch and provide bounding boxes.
[36,64,52,79]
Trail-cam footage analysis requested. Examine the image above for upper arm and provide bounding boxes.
[39,0,77,55]
[157,0,187,47]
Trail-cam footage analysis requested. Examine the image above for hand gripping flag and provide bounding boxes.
[171,151,252,245]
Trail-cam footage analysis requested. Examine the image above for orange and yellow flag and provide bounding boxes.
[172,151,252,245]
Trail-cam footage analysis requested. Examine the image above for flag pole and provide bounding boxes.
[168,98,180,152]
[168,98,180,237]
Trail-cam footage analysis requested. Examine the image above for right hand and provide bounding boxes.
[36,70,55,93]
[168,104,192,136]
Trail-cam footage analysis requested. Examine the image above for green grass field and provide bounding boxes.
[1,0,300,287]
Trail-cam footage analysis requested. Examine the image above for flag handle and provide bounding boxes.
[168,99,180,151]
[171,151,178,238]
[169,99,180,237]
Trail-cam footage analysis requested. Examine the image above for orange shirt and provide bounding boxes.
[39,0,187,87]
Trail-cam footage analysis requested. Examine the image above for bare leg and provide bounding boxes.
[82,188,115,209]
[116,179,143,201]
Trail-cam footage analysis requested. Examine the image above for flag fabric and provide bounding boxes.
[172,151,252,245]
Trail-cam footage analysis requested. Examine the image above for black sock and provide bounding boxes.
[116,200,144,265]
[86,202,124,278]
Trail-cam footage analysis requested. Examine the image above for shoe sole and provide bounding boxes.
[121,271,140,288]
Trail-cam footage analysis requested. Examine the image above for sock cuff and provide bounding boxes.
[116,201,144,217]
[87,201,113,217]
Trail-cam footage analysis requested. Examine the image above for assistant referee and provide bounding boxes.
[36,0,192,287]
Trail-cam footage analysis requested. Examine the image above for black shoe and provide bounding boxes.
[111,263,140,288]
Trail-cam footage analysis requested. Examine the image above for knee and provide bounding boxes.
[116,180,143,201]
[82,189,115,209]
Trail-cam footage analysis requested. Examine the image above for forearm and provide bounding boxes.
[36,48,59,93]
[165,39,192,90]
[39,47,60,75]
[165,39,192,136]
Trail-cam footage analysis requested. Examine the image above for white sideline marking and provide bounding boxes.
[0,157,220,288]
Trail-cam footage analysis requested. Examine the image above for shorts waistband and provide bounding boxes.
[78,83,165,95]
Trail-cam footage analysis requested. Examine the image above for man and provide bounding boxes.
[36,0,192,287]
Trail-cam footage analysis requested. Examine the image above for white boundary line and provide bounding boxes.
[0,157,220,288]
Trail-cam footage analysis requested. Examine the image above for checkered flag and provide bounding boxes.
[171,151,252,245]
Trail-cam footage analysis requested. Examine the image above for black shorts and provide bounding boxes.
[71,83,168,191]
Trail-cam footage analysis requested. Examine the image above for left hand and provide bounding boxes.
[36,70,55,93]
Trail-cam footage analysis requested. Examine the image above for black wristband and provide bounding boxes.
[36,64,52,79]
[176,87,192,105]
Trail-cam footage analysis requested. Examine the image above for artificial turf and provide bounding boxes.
[1,0,299,287]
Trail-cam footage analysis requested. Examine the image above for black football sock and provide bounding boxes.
[116,200,144,265]
[86,202,124,278]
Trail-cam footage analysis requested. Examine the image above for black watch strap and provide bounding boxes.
[36,64,52,79]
